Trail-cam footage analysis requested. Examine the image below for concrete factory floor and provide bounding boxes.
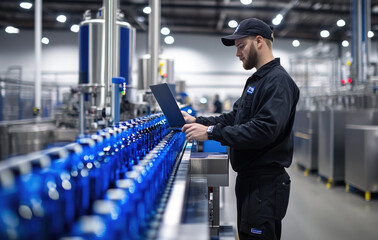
[219,161,378,240]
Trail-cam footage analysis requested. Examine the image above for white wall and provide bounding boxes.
[2,29,376,111]
[133,33,326,109]
[0,30,79,84]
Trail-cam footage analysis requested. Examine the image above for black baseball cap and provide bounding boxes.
[221,18,274,46]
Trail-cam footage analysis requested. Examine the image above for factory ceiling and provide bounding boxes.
[1,0,378,42]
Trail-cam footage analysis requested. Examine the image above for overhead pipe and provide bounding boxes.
[34,0,42,117]
[104,0,117,124]
[351,0,370,84]
[149,0,161,86]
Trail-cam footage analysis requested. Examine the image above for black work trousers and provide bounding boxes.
[235,169,290,240]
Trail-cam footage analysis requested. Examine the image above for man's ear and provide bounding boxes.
[255,35,264,48]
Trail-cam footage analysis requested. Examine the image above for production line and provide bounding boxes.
[0,1,231,239]
[0,114,176,238]
[0,110,229,240]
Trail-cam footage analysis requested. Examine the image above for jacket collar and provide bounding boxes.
[253,58,280,78]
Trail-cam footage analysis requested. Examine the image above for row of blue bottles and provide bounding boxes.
[0,113,177,240]
[0,149,78,240]
[57,113,172,239]
[62,130,186,240]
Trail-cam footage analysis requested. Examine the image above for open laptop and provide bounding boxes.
[150,83,186,131]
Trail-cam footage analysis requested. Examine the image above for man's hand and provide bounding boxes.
[182,123,209,142]
[181,111,196,123]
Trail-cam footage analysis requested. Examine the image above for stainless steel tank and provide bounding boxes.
[79,11,136,108]
[138,56,175,90]
[8,123,55,157]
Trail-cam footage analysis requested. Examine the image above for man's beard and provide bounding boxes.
[243,44,258,70]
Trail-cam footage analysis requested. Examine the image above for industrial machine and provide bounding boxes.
[0,119,56,160]
[318,109,378,187]
[345,124,378,201]
[293,109,318,174]
[293,91,378,201]
[78,7,135,132]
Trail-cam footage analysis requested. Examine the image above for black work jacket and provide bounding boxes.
[196,58,300,173]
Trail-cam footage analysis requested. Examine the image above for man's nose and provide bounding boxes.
[236,49,241,57]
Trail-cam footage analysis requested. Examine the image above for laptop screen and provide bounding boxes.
[150,83,186,129]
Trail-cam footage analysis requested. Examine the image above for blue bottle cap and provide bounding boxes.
[93,200,120,216]
[106,188,127,201]
[74,215,107,235]
[126,171,140,180]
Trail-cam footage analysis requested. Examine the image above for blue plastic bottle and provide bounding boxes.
[115,178,139,240]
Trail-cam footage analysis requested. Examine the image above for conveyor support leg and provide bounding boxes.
[365,192,371,201]
[326,178,333,189]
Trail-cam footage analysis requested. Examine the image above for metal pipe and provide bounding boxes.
[34,0,42,116]
[357,0,363,83]
[352,0,370,83]
[149,0,161,86]
[365,0,371,81]
[79,92,85,134]
[104,0,117,123]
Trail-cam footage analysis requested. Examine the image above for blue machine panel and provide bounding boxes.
[120,27,130,85]
[79,25,89,84]
[203,140,227,153]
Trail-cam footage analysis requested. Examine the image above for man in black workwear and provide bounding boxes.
[181,18,299,240]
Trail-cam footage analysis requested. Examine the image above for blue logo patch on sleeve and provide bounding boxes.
[251,228,262,235]
[247,86,255,95]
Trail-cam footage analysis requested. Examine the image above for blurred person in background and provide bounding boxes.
[213,94,223,113]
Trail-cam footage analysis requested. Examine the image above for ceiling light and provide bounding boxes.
[161,27,170,35]
[228,20,238,28]
[272,18,281,25]
[368,31,374,38]
[41,37,49,45]
[373,5,378,13]
[320,30,330,38]
[276,14,283,21]
[5,26,20,34]
[164,36,174,44]
[143,6,151,14]
[70,24,80,33]
[137,16,145,22]
[200,97,208,104]
[312,3,322,10]
[240,0,253,5]
[337,19,346,27]
[56,15,67,23]
[20,1,32,10]
[342,40,349,47]
[292,40,300,47]
[272,14,283,26]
